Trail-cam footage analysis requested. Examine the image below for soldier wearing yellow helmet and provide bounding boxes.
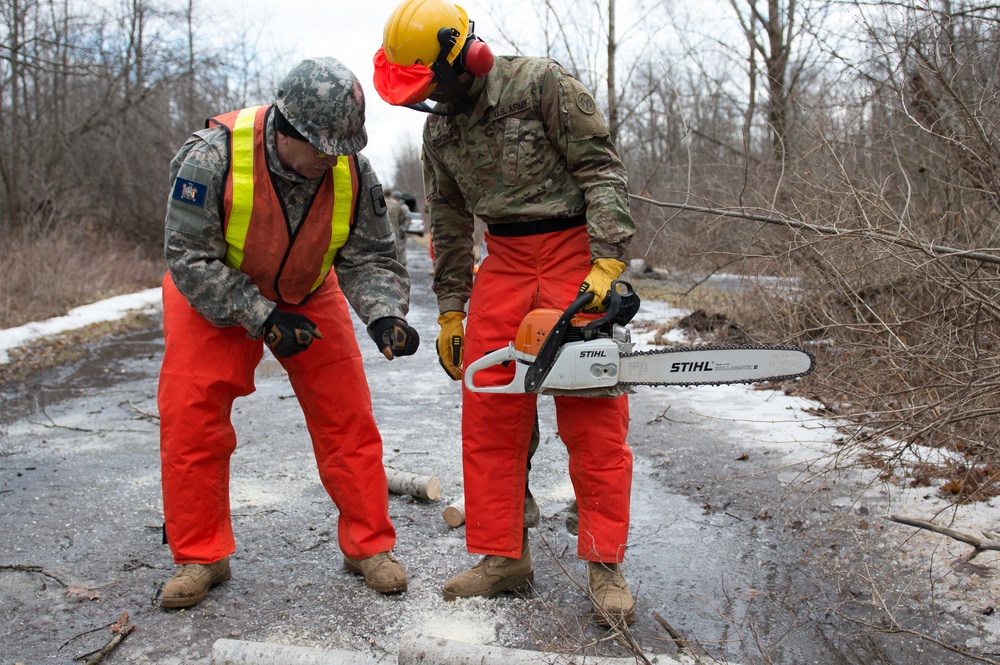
[374,0,638,627]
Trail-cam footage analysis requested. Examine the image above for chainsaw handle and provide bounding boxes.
[464,345,531,394]
[584,280,640,335]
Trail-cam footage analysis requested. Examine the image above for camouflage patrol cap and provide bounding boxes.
[275,57,368,155]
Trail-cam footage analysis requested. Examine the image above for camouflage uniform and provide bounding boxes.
[164,111,408,334]
[384,194,411,267]
[421,56,635,564]
[423,56,635,313]
[159,96,411,570]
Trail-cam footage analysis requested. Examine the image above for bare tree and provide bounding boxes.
[0,0,276,242]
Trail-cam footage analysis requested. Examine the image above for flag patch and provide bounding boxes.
[172,178,207,207]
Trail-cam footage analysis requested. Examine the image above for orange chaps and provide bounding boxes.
[158,272,395,564]
[462,226,632,563]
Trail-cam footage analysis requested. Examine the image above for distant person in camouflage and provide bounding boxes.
[158,57,419,609]
[384,189,411,266]
[374,0,637,626]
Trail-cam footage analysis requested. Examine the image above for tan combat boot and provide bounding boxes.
[161,557,231,608]
[343,551,407,594]
[443,531,533,601]
[587,561,635,626]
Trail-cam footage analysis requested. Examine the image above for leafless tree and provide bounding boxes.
[0,0,273,242]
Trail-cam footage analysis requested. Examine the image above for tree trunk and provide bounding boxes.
[607,0,618,143]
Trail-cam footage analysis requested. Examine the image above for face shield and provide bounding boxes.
[373,47,437,106]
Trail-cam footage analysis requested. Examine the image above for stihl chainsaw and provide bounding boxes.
[464,280,815,396]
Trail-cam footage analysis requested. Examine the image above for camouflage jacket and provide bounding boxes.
[164,109,409,338]
[422,56,635,314]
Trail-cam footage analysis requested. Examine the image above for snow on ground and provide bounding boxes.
[4,281,1000,655]
[0,287,162,364]
[5,287,1000,535]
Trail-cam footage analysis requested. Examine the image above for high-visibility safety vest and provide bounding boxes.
[208,105,360,305]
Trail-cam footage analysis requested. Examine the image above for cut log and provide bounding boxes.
[396,634,709,664]
[384,466,441,501]
[213,638,393,664]
[442,498,465,528]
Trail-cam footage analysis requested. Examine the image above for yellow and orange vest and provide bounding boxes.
[209,105,360,305]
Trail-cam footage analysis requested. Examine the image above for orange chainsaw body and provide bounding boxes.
[514,308,595,360]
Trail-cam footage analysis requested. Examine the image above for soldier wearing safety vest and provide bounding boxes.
[158,57,419,608]
[375,0,637,626]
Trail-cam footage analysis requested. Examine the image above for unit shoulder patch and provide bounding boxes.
[576,92,597,115]
[171,178,207,207]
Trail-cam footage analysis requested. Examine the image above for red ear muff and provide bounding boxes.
[462,39,494,77]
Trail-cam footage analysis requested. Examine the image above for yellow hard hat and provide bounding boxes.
[375,0,493,107]
[383,0,469,68]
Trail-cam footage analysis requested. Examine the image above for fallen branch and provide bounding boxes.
[384,466,441,501]
[629,194,1000,267]
[0,564,68,586]
[833,607,1000,665]
[83,610,137,665]
[888,514,1000,561]
[652,611,695,655]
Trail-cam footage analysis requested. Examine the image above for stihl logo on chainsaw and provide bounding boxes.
[670,361,715,373]
[670,360,761,373]
[580,350,607,358]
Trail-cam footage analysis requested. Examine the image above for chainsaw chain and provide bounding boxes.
[619,344,816,389]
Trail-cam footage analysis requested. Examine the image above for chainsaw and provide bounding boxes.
[464,280,815,396]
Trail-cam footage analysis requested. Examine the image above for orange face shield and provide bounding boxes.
[373,47,437,106]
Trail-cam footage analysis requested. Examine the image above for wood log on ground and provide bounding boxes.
[396,634,709,664]
[213,638,394,664]
[213,635,711,665]
[384,466,441,501]
[442,497,465,528]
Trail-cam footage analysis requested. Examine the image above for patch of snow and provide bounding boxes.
[0,287,162,364]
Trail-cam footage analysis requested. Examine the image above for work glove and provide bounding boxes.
[263,309,323,358]
[368,317,420,360]
[578,258,627,314]
[436,311,465,381]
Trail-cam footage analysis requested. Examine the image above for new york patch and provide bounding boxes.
[172,178,207,207]
[371,184,387,216]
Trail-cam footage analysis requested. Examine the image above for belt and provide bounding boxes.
[486,213,586,238]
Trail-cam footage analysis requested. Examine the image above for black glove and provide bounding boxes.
[262,309,322,358]
[368,317,420,360]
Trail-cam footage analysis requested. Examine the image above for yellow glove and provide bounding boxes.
[578,258,627,313]
[436,311,466,380]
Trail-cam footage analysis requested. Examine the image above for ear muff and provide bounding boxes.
[461,38,494,77]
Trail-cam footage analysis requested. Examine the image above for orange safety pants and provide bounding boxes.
[462,225,632,563]
[158,272,395,564]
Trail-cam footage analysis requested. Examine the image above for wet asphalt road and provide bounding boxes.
[0,238,990,665]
